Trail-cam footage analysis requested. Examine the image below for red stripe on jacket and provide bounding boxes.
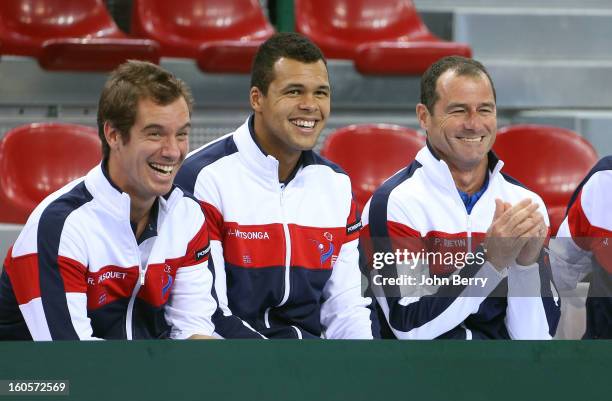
[5,252,41,305]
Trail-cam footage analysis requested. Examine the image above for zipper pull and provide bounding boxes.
[140,269,145,286]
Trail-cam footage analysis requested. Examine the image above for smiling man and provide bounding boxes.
[176,33,375,339]
[362,56,560,339]
[0,61,246,340]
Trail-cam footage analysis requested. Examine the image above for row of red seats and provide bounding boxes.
[0,122,598,234]
[0,0,470,73]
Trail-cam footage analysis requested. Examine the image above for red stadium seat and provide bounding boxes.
[295,0,471,75]
[321,124,425,210]
[0,0,159,71]
[197,40,264,74]
[131,0,275,73]
[493,124,599,234]
[0,123,102,224]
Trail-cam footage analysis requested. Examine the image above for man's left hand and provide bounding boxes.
[516,210,547,266]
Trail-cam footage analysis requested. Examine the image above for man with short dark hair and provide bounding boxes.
[176,33,375,339]
[0,60,248,340]
[362,56,560,339]
[550,156,612,339]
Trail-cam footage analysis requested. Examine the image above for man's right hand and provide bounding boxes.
[484,198,541,270]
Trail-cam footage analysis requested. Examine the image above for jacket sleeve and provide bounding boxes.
[363,196,506,340]
[505,196,560,339]
[320,197,375,339]
[165,215,217,339]
[165,261,216,339]
[505,259,560,339]
[189,174,265,339]
[551,168,612,285]
[5,212,100,341]
[549,218,593,291]
[548,172,612,290]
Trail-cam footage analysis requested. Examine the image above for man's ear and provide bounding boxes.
[103,121,120,150]
[250,87,264,112]
[415,103,431,131]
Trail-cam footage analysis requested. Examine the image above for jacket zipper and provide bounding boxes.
[264,183,292,329]
[466,214,472,253]
[125,222,145,340]
[279,186,292,306]
[463,203,473,340]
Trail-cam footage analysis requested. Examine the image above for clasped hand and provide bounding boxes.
[484,198,547,270]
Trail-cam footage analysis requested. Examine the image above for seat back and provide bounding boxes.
[0,123,102,224]
[131,0,274,58]
[0,0,124,56]
[295,0,432,59]
[321,124,425,210]
[493,124,599,233]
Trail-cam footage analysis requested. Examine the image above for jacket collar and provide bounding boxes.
[234,115,311,186]
[416,140,505,194]
[84,162,179,222]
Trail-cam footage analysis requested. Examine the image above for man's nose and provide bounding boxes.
[464,111,484,131]
[161,135,181,159]
[298,93,317,112]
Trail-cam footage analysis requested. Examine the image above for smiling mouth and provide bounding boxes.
[290,119,317,130]
[458,136,484,143]
[149,162,175,175]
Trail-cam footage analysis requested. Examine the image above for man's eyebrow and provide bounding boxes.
[141,122,191,132]
[446,103,468,110]
[281,83,305,90]
[445,102,496,110]
[142,123,164,131]
[281,83,331,91]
